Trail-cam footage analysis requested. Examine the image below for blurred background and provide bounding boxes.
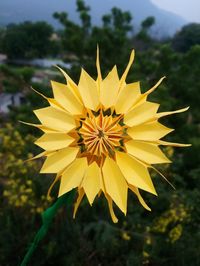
[0,0,199,265]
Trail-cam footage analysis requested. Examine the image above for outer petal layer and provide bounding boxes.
[100,66,119,108]
[124,102,159,127]
[40,147,79,173]
[116,152,157,195]
[78,69,99,110]
[127,121,173,141]
[129,185,151,211]
[102,157,128,214]
[125,140,171,164]
[34,106,75,132]
[115,82,141,114]
[35,133,74,151]
[51,81,83,115]
[59,158,88,197]
[82,162,101,205]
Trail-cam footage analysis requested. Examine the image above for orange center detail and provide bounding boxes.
[79,110,124,160]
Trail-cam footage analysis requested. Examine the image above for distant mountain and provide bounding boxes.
[0,0,187,37]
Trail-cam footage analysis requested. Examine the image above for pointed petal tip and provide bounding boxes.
[119,50,135,85]
[73,189,85,218]
[152,166,175,190]
[19,120,42,130]
[54,64,63,71]
[53,64,59,69]
[58,188,67,198]
[178,106,190,113]
[18,120,26,125]
[145,76,166,96]
[130,49,135,57]
[150,187,158,196]
[105,193,119,223]
[158,140,191,147]
[54,65,66,75]
[129,49,135,66]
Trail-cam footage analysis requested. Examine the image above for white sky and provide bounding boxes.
[151,0,200,22]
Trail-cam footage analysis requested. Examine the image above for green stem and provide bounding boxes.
[20,191,74,266]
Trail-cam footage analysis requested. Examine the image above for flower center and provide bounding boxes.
[97,130,104,138]
[77,109,126,164]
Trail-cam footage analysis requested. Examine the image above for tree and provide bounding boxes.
[0,27,5,53]
[135,16,156,48]
[2,21,54,59]
[172,23,200,52]
[141,16,155,30]
[76,0,91,35]
[53,0,92,60]
[53,2,133,76]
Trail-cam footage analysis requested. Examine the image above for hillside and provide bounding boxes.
[0,0,187,37]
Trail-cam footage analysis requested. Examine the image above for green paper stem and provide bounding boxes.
[20,191,74,266]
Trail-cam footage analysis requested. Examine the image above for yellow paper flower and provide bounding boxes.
[26,48,190,222]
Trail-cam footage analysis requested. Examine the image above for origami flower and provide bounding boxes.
[27,48,189,223]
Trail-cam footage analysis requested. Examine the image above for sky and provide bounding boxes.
[151,0,200,22]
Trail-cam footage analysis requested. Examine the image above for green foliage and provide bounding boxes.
[19,66,35,83]
[0,27,5,52]
[54,5,132,76]
[2,21,54,59]
[172,23,200,52]
[0,65,34,93]
[76,0,91,35]
[135,16,156,48]
[141,16,155,30]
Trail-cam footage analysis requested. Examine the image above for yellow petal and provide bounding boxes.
[156,140,191,147]
[128,121,173,141]
[19,121,59,133]
[81,162,101,205]
[47,174,61,198]
[150,166,175,189]
[105,194,118,223]
[124,102,160,127]
[102,157,128,214]
[115,82,141,114]
[55,65,82,102]
[59,157,88,197]
[73,188,85,218]
[116,152,157,195]
[31,87,65,111]
[156,107,189,119]
[119,49,135,89]
[40,147,79,173]
[96,45,102,82]
[126,140,171,164]
[25,151,52,162]
[51,81,83,115]
[34,106,76,132]
[145,76,166,95]
[35,133,74,151]
[100,66,119,108]
[78,68,99,110]
[136,77,165,103]
[129,185,151,211]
